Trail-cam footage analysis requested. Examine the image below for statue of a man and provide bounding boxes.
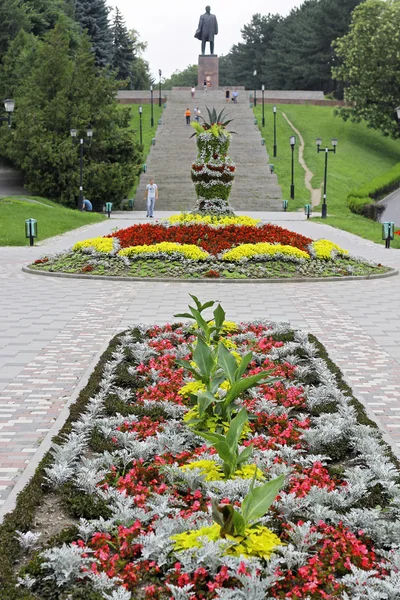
[195,6,218,55]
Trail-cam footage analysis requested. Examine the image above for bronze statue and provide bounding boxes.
[195,6,218,55]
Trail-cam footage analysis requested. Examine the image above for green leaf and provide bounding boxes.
[213,441,235,466]
[225,407,248,454]
[235,352,254,380]
[241,474,285,525]
[218,343,238,385]
[193,429,225,445]
[199,300,216,312]
[189,294,202,310]
[219,503,235,537]
[174,312,194,320]
[232,510,246,536]
[213,303,226,331]
[223,371,274,407]
[175,360,202,380]
[197,391,216,416]
[211,498,225,527]
[193,337,215,378]
[189,307,210,336]
[237,444,253,466]
[210,373,228,393]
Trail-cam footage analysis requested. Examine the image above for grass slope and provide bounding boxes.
[119,104,164,199]
[255,103,400,247]
[0,197,104,246]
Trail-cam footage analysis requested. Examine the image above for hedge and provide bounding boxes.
[347,162,400,220]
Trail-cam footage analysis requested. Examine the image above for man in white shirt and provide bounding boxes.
[144,178,158,217]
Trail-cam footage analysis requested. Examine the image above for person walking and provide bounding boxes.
[185,107,191,125]
[225,89,230,103]
[191,86,196,99]
[232,89,239,104]
[144,178,158,217]
[195,107,201,122]
[203,79,207,93]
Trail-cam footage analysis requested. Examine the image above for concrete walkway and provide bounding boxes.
[1,212,400,519]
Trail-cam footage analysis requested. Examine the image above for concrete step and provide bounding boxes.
[135,92,282,211]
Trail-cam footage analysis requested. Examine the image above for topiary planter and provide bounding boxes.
[191,111,236,215]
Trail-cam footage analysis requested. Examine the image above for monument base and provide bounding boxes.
[198,55,219,89]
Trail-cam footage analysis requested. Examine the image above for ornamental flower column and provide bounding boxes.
[191,108,236,215]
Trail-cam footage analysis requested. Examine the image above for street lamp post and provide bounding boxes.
[253,70,257,107]
[261,85,265,127]
[70,125,93,212]
[158,69,162,108]
[139,106,143,146]
[316,137,338,218]
[290,135,296,200]
[273,105,277,157]
[150,85,154,128]
[0,99,15,128]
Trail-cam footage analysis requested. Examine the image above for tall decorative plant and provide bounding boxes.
[191,108,236,215]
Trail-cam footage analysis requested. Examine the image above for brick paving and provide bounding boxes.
[0,212,400,518]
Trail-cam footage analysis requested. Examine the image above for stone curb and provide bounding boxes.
[22,265,399,284]
[0,333,116,524]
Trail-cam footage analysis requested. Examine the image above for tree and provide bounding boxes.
[0,0,30,63]
[75,0,113,66]
[112,7,135,82]
[163,65,198,89]
[127,28,152,89]
[0,21,141,208]
[333,0,400,137]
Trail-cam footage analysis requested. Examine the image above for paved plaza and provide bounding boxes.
[1,212,400,519]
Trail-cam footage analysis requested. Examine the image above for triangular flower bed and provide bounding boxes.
[29,217,391,280]
[3,297,400,600]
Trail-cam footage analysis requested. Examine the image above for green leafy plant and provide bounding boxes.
[193,407,253,478]
[175,295,276,425]
[212,472,285,537]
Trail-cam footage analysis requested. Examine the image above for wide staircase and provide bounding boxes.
[134,89,281,212]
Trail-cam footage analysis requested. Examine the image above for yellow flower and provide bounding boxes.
[178,381,206,397]
[222,243,310,262]
[233,464,265,480]
[179,459,224,481]
[171,523,282,559]
[220,338,237,350]
[167,214,261,227]
[312,239,349,260]
[118,242,209,260]
[73,237,114,253]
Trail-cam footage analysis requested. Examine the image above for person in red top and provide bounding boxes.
[185,108,191,125]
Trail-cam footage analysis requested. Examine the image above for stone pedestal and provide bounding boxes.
[198,55,219,89]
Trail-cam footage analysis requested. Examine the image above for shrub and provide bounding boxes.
[347,162,400,220]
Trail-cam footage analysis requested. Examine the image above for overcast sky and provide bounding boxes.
[108,0,303,79]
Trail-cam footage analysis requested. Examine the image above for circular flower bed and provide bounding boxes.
[11,297,400,599]
[29,217,391,280]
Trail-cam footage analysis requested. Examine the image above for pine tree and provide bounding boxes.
[112,7,134,83]
[74,0,113,67]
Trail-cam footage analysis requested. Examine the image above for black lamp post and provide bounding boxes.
[139,105,143,146]
[290,135,296,200]
[70,125,93,212]
[158,69,162,107]
[273,105,277,157]
[316,137,338,218]
[253,69,257,107]
[0,99,15,128]
[150,85,154,127]
[261,84,265,127]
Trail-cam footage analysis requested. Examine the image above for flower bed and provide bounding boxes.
[5,297,400,600]
[29,220,391,280]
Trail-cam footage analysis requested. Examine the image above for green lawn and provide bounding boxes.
[0,197,105,246]
[255,103,400,247]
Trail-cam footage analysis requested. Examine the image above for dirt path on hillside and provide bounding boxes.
[281,112,322,207]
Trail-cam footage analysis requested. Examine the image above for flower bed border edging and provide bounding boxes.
[22,265,399,283]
